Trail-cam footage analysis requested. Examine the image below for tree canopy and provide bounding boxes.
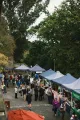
[0,17,15,57]
[1,0,50,62]
[26,0,80,77]
[0,0,80,77]
[0,53,8,66]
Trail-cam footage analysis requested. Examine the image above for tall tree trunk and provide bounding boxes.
[0,0,3,21]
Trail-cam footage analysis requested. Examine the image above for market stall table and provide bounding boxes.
[71,107,80,118]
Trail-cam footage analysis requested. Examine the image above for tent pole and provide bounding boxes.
[54,59,55,71]
[71,92,73,107]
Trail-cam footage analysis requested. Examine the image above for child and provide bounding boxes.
[15,86,18,98]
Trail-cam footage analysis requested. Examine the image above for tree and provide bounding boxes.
[0,17,15,57]
[30,0,80,77]
[24,41,47,67]
[0,0,3,20]
[2,0,50,62]
[24,40,56,69]
[0,53,8,66]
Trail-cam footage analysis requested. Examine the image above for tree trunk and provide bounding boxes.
[0,0,3,21]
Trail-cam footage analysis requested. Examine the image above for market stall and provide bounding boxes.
[40,69,55,88]
[15,64,30,71]
[40,69,55,78]
[52,73,76,85]
[71,91,80,118]
[45,71,64,81]
[61,78,80,119]
[29,64,45,73]
[51,73,76,96]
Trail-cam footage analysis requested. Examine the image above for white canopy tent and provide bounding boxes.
[15,64,29,70]
[63,78,80,90]
[52,73,76,85]
[40,69,55,78]
[45,71,64,80]
[29,64,45,73]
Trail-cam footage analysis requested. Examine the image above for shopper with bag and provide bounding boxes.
[60,101,66,120]
[52,98,60,116]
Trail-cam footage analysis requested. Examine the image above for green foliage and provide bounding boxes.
[2,0,50,62]
[24,41,47,67]
[0,17,15,57]
[24,40,56,69]
[27,0,80,77]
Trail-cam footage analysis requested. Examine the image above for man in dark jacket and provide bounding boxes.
[39,87,44,101]
[26,90,32,110]
[34,86,38,101]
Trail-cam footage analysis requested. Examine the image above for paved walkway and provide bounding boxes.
[3,87,70,120]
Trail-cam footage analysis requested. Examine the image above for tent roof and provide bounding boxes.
[45,71,64,80]
[29,64,45,72]
[8,109,44,120]
[63,77,80,90]
[15,64,29,70]
[40,69,55,78]
[52,73,76,85]
[5,67,14,70]
[74,89,80,94]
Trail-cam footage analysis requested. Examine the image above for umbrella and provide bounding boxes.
[8,109,44,120]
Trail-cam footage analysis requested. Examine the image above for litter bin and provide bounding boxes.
[5,100,10,109]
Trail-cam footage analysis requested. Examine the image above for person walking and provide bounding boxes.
[34,86,38,101]
[15,86,18,99]
[26,89,32,111]
[39,86,43,101]
[4,73,9,88]
[1,82,5,93]
[46,87,53,104]
[52,98,60,116]
[41,86,45,100]
[31,81,34,95]
[19,85,22,96]
[60,101,66,120]
[22,85,26,101]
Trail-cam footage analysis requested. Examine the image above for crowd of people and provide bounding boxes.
[0,72,46,110]
[0,71,79,120]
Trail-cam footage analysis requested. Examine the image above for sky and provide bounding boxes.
[29,0,64,41]
[47,0,64,13]
[34,0,64,26]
